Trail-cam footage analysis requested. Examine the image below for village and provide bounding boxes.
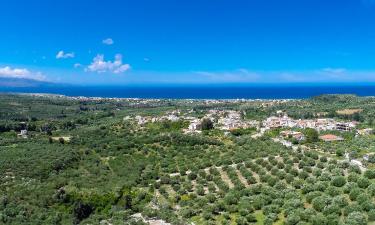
[128,108,372,138]
[125,108,374,172]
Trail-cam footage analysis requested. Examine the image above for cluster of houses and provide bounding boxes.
[128,110,182,126]
[184,110,259,133]
[280,130,305,141]
[127,109,259,133]
[357,128,374,136]
[263,114,357,132]
[263,113,375,143]
[279,131,352,142]
[203,110,257,131]
[127,110,373,143]
[264,113,374,143]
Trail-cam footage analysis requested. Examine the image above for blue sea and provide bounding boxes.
[0,85,375,99]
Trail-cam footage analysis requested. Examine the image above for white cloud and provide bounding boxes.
[0,66,46,81]
[86,54,131,74]
[56,50,75,59]
[102,38,114,45]
[192,68,375,83]
[321,68,347,74]
[74,63,82,68]
[194,69,260,82]
[278,68,375,83]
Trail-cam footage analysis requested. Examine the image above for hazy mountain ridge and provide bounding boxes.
[0,77,53,87]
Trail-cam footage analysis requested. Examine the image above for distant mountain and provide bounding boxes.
[0,77,59,88]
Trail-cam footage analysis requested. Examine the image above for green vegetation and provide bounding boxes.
[0,94,375,224]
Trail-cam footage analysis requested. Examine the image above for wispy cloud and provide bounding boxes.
[192,68,375,84]
[56,50,75,59]
[321,68,347,74]
[102,38,114,45]
[278,68,375,83]
[194,69,260,83]
[0,66,46,81]
[86,54,131,74]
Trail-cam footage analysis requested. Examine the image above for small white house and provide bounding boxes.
[18,130,28,138]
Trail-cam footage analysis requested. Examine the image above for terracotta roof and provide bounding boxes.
[319,134,343,141]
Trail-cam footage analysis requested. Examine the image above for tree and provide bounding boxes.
[332,195,348,208]
[73,202,93,224]
[312,196,330,212]
[336,149,345,157]
[305,128,319,143]
[285,213,300,225]
[202,210,213,220]
[368,155,375,164]
[245,214,257,223]
[368,209,375,222]
[364,169,375,179]
[201,118,214,131]
[349,188,361,201]
[326,214,339,225]
[352,113,361,122]
[344,203,362,216]
[235,216,247,225]
[58,137,65,144]
[196,185,205,196]
[331,176,346,187]
[323,203,341,216]
[310,213,327,225]
[368,184,375,196]
[345,212,367,225]
[357,177,370,189]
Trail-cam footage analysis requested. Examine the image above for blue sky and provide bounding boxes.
[0,0,375,85]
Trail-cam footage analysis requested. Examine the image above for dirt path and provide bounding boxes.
[236,169,250,187]
[218,167,234,188]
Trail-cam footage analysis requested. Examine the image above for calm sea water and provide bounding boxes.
[0,85,375,99]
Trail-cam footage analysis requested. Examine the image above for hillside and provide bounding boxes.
[0,94,375,225]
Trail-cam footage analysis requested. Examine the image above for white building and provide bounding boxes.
[17,130,28,138]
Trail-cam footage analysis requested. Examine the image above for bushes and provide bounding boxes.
[364,169,375,179]
[345,212,368,225]
[323,203,341,216]
[357,177,370,188]
[0,143,79,180]
[235,216,248,225]
[332,195,349,208]
[368,209,375,221]
[73,201,93,224]
[349,188,362,201]
[331,176,346,187]
[201,118,214,131]
[368,184,375,196]
[196,185,205,196]
[285,212,301,225]
[312,195,331,212]
[306,192,322,204]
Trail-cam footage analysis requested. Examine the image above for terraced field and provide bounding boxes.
[153,147,375,225]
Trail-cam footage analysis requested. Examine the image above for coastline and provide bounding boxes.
[0,92,298,102]
[0,84,375,100]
